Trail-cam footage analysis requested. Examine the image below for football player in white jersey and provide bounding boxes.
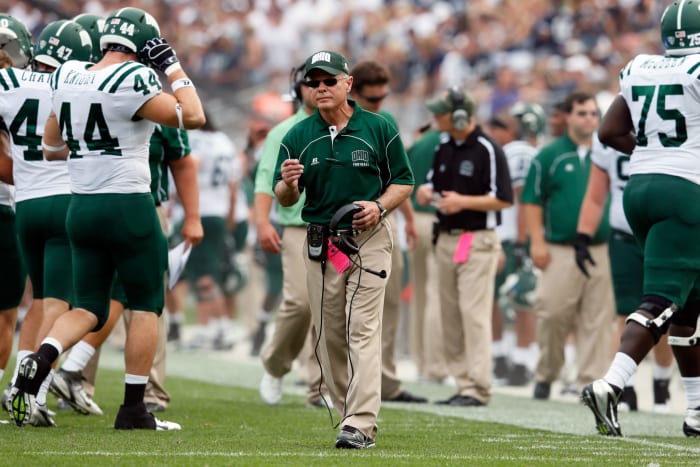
[489,103,543,387]
[0,14,31,425]
[9,7,205,431]
[0,19,92,428]
[577,135,675,414]
[178,115,238,351]
[581,0,700,437]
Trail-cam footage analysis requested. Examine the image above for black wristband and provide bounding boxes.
[575,233,591,245]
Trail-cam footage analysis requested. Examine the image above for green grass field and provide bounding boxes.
[2,364,700,466]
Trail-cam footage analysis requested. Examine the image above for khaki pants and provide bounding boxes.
[306,221,392,439]
[409,212,447,380]
[261,226,322,403]
[436,229,499,404]
[534,243,614,387]
[381,214,403,399]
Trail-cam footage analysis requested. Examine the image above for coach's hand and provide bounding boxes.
[574,232,595,277]
[140,37,180,75]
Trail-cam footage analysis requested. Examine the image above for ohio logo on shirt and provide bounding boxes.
[352,150,369,167]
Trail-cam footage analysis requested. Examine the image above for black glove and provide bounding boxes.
[139,37,179,74]
[574,232,595,277]
[512,243,527,269]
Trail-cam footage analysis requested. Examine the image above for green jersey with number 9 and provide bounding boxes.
[49,59,163,194]
[619,53,700,185]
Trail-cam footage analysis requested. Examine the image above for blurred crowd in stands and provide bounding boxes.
[6,0,666,143]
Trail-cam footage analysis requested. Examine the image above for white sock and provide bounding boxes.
[258,309,270,322]
[492,340,507,357]
[0,369,4,381]
[171,312,183,324]
[626,373,636,387]
[11,350,32,384]
[603,352,638,390]
[41,337,63,355]
[61,341,96,373]
[36,369,55,406]
[653,364,673,380]
[125,373,149,385]
[511,347,529,365]
[564,344,576,366]
[683,376,700,409]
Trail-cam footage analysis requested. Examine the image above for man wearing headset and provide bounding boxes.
[416,87,513,407]
[275,50,414,449]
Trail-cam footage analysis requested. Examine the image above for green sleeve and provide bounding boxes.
[520,156,545,206]
[385,126,414,186]
[254,125,285,197]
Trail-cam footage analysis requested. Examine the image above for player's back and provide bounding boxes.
[51,60,161,194]
[0,67,70,202]
[188,129,237,217]
[620,53,700,185]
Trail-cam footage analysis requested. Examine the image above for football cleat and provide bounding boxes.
[114,402,181,431]
[9,387,34,427]
[581,380,622,436]
[28,402,57,427]
[50,369,104,416]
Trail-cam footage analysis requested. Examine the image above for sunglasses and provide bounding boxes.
[303,77,347,88]
[574,110,598,117]
[359,92,389,103]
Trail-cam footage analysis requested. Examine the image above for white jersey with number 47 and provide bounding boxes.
[50,60,162,194]
[619,53,700,185]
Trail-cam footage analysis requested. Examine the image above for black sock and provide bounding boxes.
[36,343,60,365]
[124,383,146,407]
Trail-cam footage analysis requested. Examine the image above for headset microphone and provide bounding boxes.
[360,267,387,279]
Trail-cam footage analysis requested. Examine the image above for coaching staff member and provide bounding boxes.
[416,87,513,406]
[274,50,414,449]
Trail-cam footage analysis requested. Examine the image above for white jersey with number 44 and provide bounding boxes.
[50,60,162,194]
[619,53,700,185]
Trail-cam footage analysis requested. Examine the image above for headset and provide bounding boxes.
[329,204,387,279]
[448,86,469,131]
[289,62,306,105]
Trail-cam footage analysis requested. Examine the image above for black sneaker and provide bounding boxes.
[434,394,484,406]
[533,381,551,400]
[335,425,375,449]
[383,390,427,403]
[507,364,532,386]
[618,386,638,412]
[10,353,52,427]
[653,378,671,412]
[493,356,510,381]
[114,402,181,430]
[581,380,622,436]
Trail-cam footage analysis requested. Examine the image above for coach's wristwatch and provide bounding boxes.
[375,200,387,221]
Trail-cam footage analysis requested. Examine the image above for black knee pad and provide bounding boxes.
[626,296,675,344]
[671,300,700,327]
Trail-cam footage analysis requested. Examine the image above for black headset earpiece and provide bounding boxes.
[289,63,306,103]
[448,86,469,131]
[329,203,363,256]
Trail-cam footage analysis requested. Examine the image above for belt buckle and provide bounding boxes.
[448,229,463,235]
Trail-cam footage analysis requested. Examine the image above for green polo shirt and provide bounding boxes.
[274,101,414,228]
[149,124,190,205]
[521,133,610,244]
[254,107,310,227]
[408,129,441,213]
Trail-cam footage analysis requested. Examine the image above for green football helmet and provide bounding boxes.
[72,13,105,62]
[0,13,33,69]
[100,7,160,57]
[661,0,700,56]
[34,20,93,69]
[510,102,546,137]
[500,259,538,310]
